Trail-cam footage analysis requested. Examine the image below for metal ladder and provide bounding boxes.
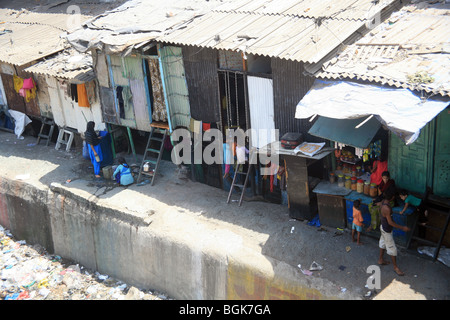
[227,149,256,206]
[137,122,169,186]
[36,117,55,146]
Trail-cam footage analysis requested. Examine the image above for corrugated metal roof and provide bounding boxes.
[213,0,396,21]
[24,48,94,82]
[66,0,396,63]
[0,9,91,66]
[66,0,223,53]
[162,11,371,63]
[308,1,450,96]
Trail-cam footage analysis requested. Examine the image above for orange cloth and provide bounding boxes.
[77,83,90,107]
[353,207,364,227]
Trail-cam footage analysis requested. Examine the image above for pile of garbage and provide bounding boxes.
[1,225,171,300]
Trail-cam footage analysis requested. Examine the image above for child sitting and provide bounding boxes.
[113,157,134,186]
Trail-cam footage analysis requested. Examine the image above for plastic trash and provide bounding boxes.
[307,215,321,227]
[309,261,323,271]
[137,179,150,186]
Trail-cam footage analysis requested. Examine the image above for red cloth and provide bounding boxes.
[379,179,395,193]
[370,160,388,185]
[202,123,211,131]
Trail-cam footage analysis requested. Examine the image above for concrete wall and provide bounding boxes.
[0,176,354,300]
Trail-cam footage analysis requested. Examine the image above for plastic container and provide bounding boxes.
[364,181,370,195]
[345,176,352,189]
[370,183,378,197]
[102,166,113,180]
[338,174,344,187]
[351,177,357,190]
[329,172,335,184]
[357,179,364,193]
[343,164,349,174]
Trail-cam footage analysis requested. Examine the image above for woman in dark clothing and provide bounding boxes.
[368,171,396,232]
[85,121,103,178]
[378,171,396,197]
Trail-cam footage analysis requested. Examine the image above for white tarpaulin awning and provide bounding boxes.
[295,80,449,145]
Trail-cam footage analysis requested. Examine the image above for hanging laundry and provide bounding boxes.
[25,86,36,103]
[121,86,134,119]
[269,163,278,193]
[19,88,26,98]
[14,76,36,102]
[13,75,23,93]
[190,118,201,135]
[85,81,96,105]
[22,78,34,90]
[71,84,78,102]
[116,86,125,118]
[77,83,90,108]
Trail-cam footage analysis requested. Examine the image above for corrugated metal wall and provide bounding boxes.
[183,46,220,123]
[247,76,276,148]
[46,76,104,133]
[35,75,53,119]
[271,58,316,139]
[159,46,191,131]
[130,78,152,132]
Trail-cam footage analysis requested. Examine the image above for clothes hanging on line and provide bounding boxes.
[71,84,78,102]
[77,83,90,108]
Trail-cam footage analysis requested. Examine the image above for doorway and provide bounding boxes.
[218,70,248,138]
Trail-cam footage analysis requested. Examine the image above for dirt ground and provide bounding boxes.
[0,129,449,300]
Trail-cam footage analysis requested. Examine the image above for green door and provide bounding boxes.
[388,125,433,195]
[158,46,191,132]
[433,108,450,197]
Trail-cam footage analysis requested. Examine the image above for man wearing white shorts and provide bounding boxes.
[378,190,410,276]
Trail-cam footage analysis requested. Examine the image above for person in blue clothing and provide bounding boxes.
[113,157,134,186]
[85,121,103,178]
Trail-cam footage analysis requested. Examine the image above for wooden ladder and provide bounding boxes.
[36,117,55,146]
[137,122,169,186]
[227,149,255,206]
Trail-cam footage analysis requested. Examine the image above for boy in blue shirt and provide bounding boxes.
[399,190,428,238]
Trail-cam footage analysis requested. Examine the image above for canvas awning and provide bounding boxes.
[295,80,449,145]
[308,116,381,149]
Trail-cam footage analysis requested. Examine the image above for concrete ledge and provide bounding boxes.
[0,176,359,300]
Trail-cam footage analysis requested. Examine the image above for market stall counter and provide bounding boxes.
[345,191,416,246]
[312,181,350,228]
[258,141,334,221]
[313,178,416,246]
